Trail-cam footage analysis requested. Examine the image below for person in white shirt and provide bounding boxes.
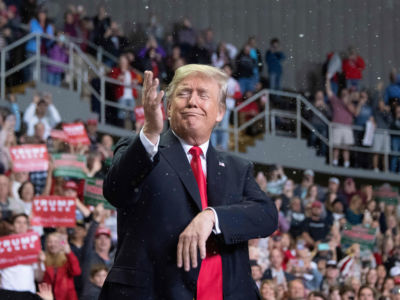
[0,213,45,293]
[23,93,61,140]
[211,64,241,150]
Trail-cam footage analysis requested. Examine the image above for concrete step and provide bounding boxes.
[16,82,93,123]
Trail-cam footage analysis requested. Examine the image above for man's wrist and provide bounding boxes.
[203,209,215,226]
[143,126,160,145]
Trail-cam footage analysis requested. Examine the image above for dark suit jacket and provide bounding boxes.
[99,130,278,300]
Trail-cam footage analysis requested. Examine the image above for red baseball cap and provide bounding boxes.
[87,119,98,126]
[63,181,78,191]
[95,227,111,238]
[311,201,322,209]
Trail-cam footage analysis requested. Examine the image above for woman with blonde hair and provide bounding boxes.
[43,232,81,300]
[259,279,277,300]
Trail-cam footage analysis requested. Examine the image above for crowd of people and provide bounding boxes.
[1,1,400,171]
[0,1,398,300]
[252,167,400,300]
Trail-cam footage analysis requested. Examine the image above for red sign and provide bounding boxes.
[50,129,68,141]
[134,106,145,123]
[10,145,49,172]
[134,104,166,123]
[62,122,90,145]
[31,196,76,227]
[0,232,41,269]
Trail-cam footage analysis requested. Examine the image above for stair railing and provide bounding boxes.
[231,88,395,173]
[0,32,143,127]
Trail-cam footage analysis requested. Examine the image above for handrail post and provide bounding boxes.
[100,67,105,125]
[1,49,5,99]
[97,47,103,65]
[384,130,389,173]
[234,109,238,153]
[265,91,270,133]
[69,43,74,90]
[35,33,40,82]
[271,112,276,135]
[328,123,333,165]
[296,96,301,139]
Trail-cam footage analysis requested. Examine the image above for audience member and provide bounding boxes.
[266,38,285,91]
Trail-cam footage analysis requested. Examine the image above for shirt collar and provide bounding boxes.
[171,130,209,159]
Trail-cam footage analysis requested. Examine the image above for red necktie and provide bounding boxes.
[189,146,223,300]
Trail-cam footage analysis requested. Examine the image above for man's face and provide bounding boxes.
[168,75,224,144]
[270,249,283,268]
[326,266,338,279]
[289,281,304,299]
[37,102,48,116]
[34,123,45,139]
[95,234,111,253]
[328,181,338,193]
[251,265,262,281]
[311,206,322,217]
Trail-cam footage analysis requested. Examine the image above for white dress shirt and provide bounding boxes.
[139,129,221,234]
[23,102,62,139]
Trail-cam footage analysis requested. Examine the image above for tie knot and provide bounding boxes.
[189,146,203,158]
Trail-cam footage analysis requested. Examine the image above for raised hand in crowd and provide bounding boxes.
[76,197,91,219]
[93,203,106,224]
[37,283,54,300]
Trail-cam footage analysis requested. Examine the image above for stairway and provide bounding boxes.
[14,81,132,137]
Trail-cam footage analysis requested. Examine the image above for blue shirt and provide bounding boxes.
[354,104,372,126]
[266,50,285,75]
[26,19,54,53]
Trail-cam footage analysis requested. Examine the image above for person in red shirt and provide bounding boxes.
[43,232,81,300]
[108,54,143,128]
[342,47,365,91]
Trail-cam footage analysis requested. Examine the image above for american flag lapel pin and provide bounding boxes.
[219,161,225,167]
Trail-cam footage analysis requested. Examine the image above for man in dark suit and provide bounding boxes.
[99,64,278,300]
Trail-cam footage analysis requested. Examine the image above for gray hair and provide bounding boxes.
[165,64,228,109]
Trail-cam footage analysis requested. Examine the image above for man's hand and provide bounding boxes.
[177,210,215,271]
[142,70,165,144]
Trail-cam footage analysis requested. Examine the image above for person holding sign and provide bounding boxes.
[0,213,46,293]
[100,65,277,299]
[43,232,81,300]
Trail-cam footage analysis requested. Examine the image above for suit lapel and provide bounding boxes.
[159,130,202,211]
[206,145,227,207]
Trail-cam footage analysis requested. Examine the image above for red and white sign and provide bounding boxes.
[62,122,90,145]
[10,145,49,172]
[0,232,41,269]
[50,129,68,142]
[31,196,76,227]
[134,106,145,123]
[134,104,166,123]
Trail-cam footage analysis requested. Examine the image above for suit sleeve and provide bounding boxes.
[213,163,278,245]
[103,134,156,208]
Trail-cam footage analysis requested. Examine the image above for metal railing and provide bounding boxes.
[14,23,120,68]
[0,32,143,126]
[2,32,399,173]
[231,89,398,173]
